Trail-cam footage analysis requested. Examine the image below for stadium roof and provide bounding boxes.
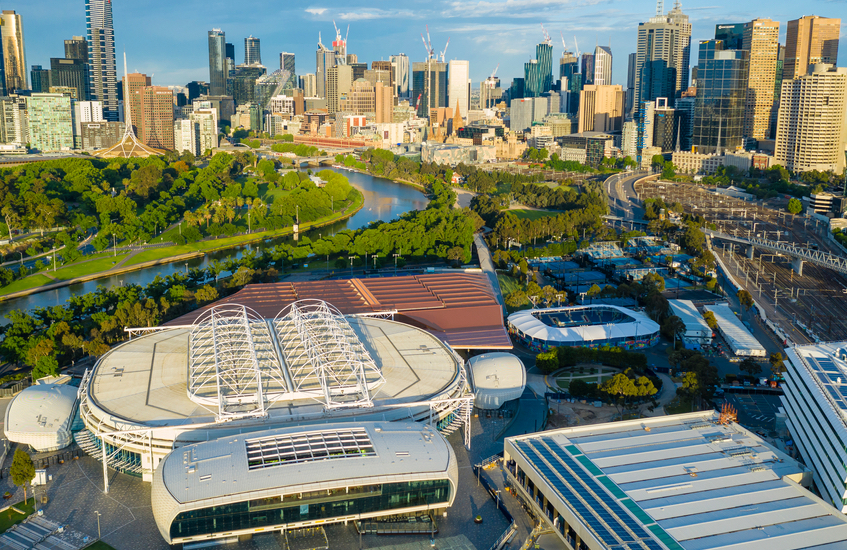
[157,421,454,505]
[167,273,511,349]
[4,383,79,451]
[507,412,847,550]
[507,305,659,344]
[469,352,526,409]
[703,304,765,356]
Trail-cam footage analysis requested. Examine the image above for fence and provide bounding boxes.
[472,463,517,550]
[0,377,30,398]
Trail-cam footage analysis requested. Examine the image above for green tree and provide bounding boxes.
[599,373,637,415]
[702,310,718,330]
[737,289,754,312]
[769,352,787,379]
[651,154,665,170]
[10,449,35,504]
[586,283,602,297]
[662,161,676,180]
[739,358,763,378]
[662,315,686,346]
[505,290,528,309]
[787,197,802,215]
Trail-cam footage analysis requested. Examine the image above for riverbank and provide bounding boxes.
[0,188,365,302]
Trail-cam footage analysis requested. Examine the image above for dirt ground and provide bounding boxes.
[544,399,623,429]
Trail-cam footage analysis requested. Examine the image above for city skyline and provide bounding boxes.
[18,0,847,89]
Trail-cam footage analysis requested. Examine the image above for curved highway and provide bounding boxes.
[604,171,648,221]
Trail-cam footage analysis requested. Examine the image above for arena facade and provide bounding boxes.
[507,305,660,352]
[76,299,474,485]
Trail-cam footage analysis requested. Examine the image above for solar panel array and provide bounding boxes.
[514,437,670,550]
[245,427,376,470]
[804,354,847,414]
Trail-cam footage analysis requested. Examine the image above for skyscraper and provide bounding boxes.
[124,72,151,133]
[225,43,235,74]
[228,65,266,106]
[633,1,691,114]
[560,49,580,115]
[593,46,612,86]
[0,11,26,93]
[86,0,119,121]
[715,23,744,49]
[30,65,50,94]
[412,60,448,117]
[64,36,88,61]
[26,94,73,152]
[578,84,624,133]
[580,54,594,86]
[245,36,261,65]
[279,52,296,89]
[626,53,637,114]
[783,16,841,82]
[138,87,175,150]
[742,19,780,140]
[692,40,748,154]
[316,35,335,99]
[390,54,410,99]
[50,58,88,101]
[300,74,317,97]
[775,64,847,174]
[208,29,227,96]
[524,42,553,97]
[326,64,352,115]
[448,60,470,119]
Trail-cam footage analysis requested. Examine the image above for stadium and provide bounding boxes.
[506,305,660,351]
[75,299,474,484]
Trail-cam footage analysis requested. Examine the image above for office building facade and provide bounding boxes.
[742,19,780,140]
[316,38,335,99]
[326,64,353,115]
[0,96,27,145]
[244,36,261,65]
[124,72,152,134]
[412,60,447,117]
[524,43,553,98]
[80,121,123,150]
[783,16,841,82]
[26,93,73,152]
[715,23,744,50]
[300,73,317,97]
[138,86,175,150]
[86,0,119,121]
[448,60,470,119]
[279,52,296,89]
[389,54,410,99]
[208,29,227,96]
[775,64,847,174]
[592,46,612,86]
[578,84,624,133]
[228,64,266,106]
[580,54,594,86]
[64,36,88,61]
[31,66,50,93]
[692,40,748,154]
[0,11,26,92]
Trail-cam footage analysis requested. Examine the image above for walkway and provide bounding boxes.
[473,233,505,316]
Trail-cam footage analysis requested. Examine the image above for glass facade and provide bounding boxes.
[208,30,227,96]
[524,43,553,98]
[170,479,451,540]
[692,40,748,154]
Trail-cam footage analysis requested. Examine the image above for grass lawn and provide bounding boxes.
[0,500,35,533]
[497,272,522,295]
[508,209,562,221]
[0,274,54,296]
[50,254,130,280]
[556,379,570,390]
[84,542,118,550]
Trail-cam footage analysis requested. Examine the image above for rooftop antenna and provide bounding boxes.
[657,0,664,16]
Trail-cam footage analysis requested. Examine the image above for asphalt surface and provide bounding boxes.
[604,171,648,220]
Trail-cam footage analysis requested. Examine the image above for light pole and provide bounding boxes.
[393,253,400,275]
[185,262,189,275]
[349,256,355,276]
[95,510,101,539]
[112,234,116,257]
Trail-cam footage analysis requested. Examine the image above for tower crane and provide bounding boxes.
[439,37,451,63]
[573,36,581,57]
[561,32,567,54]
[485,64,499,88]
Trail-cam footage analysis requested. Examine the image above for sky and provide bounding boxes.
[19,0,847,90]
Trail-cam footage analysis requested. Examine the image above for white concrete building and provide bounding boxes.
[468,353,526,409]
[4,383,79,452]
[447,60,470,119]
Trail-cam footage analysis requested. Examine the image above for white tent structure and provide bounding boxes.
[669,299,712,349]
[4,384,79,451]
[703,303,766,357]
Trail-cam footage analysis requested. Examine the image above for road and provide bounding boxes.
[474,233,506,315]
[604,171,648,221]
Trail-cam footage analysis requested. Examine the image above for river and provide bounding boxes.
[0,168,429,321]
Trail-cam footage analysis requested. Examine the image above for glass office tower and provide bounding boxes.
[692,40,748,154]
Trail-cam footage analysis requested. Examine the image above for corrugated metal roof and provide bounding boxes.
[702,304,765,356]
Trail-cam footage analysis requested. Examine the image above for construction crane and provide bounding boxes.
[485,64,499,88]
[415,93,422,111]
[561,32,567,54]
[540,24,552,46]
[573,36,581,58]
[439,37,451,63]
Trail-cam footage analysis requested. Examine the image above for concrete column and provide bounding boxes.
[747,246,755,260]
[791,257,804,277]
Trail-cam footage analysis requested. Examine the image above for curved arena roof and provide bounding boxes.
[507,305,660,345]
[5,384,79,452]
[469,353,526,409]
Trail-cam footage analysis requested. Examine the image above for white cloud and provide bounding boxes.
[305,7,327,15]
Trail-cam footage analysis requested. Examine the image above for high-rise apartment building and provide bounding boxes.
[593,46,612,86]
[374,81,393,124]
[692,40,748,154]
[225,43,235,75]
[783,16,841,82]
[370,61,394,91]
[626,53,636,115]
[124,72,152,134]
[0,11,26,93]
[775,64,847,174]
[480,77,502,110]
[0,96,27,145]
[524,43,553,98]
[633,2,691,115]
[245,36,261,66]
[326,64,353,115]
[208,29,227,96]
[448,60,470,119]
[279,52,296,89]
[192,109,219,153]
[742,19,780,140]
[770,45,786,138]
[676,96,695,151]
[73,100,103,148]
[51,58,88,101]
[86,0,119,121]
[653,98,679,151]
[64,36,88,61]
[578,84,625,133]
[26,93,73,152]
[316,36,335,99]
[390,54,410,99]
[300,74,317,97]
[412,60,447,117]
[30,66,50,93]
[174,118,199,155]
[138,86,175,150]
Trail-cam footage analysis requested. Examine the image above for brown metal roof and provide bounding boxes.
[167,273,512,349]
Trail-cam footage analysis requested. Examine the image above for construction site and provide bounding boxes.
[636,179,847,345]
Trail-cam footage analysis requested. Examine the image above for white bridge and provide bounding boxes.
[706,229,847,276]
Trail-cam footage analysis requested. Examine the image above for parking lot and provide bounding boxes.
[723,392,783,434]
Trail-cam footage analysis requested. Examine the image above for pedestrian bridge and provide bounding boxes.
[705,229,847,276]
